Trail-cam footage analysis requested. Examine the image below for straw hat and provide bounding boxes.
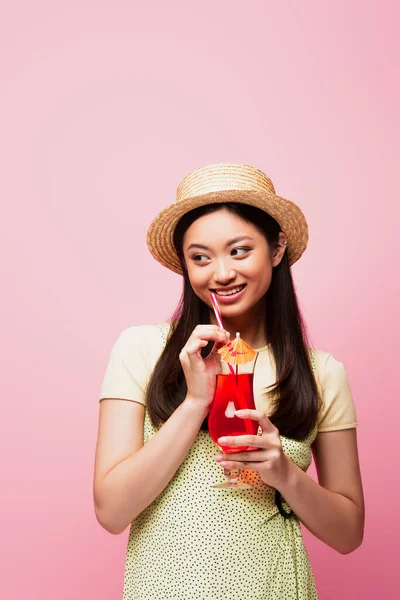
[146,162,308,275]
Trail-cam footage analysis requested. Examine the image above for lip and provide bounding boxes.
[211,285,247,304]
[212,283,246,293]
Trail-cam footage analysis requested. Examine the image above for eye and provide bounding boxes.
[231,247,250,256]
[192,254,209,263]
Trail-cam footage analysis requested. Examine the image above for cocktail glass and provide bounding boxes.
[208,364,259,489]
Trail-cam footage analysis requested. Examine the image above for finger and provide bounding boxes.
[195,324,225,332]
[234,409,277,434]
[187,329,229,352]
[194,324,231,339]
[218,434,266,447]
[183,338,209,355]
[216,450,266,462]
[179,347,201,369]
[219,459,258,471]
[183,333,226,359]
[184,342,222,371]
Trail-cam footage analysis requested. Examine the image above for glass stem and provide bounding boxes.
[224,467,238,484]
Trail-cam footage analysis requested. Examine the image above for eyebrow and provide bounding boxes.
[186,235,255,252]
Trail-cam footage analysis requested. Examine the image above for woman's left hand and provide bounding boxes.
[215,409,292,490]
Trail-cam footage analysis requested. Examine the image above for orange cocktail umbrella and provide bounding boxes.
[217,332,257,365]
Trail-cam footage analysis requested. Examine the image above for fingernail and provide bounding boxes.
[235,410,245,416]
[221,461,229,467]
[218,437,227,443]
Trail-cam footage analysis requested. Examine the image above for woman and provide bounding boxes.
[93,162,365,599]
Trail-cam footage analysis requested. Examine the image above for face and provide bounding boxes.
[182,208,287,319]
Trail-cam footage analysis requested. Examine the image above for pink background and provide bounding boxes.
[1,1,398,598]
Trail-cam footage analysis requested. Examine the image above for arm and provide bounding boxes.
[94,323,229,535]
[279,428,365,554]
[216,413,365,555]
[93,395,208,535]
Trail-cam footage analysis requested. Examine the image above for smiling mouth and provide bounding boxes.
[211,284,247,297]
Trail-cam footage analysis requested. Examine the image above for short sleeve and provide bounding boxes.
[99,324,166,405]
[317,354,358,432]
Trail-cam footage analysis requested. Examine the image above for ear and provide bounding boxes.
[271,232,288,267]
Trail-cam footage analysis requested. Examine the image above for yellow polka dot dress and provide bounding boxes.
[124,413,318,599]
[99,322,358,600]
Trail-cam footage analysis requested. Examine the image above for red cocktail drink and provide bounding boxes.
[209,373,259,454]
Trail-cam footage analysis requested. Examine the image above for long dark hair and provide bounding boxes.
[145,202,320,440]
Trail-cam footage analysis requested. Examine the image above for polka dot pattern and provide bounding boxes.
[122,336,319,599]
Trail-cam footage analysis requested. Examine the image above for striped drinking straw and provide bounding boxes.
[210,292,235,375]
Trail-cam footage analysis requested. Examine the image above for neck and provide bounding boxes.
[209,298,268,349]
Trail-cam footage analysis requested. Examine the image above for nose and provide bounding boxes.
[212,259,236,285]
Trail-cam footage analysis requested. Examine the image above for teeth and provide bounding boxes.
[215,285,244,296]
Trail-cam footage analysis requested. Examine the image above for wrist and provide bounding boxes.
[277,455,299,495]
[182,394,210,419]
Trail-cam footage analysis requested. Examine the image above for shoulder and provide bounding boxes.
[100,322,173,402]
[310,347,357,432]
[117,321,173,351]
[310,348,348,391]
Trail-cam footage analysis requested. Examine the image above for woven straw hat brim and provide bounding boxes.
[146,189,308,275]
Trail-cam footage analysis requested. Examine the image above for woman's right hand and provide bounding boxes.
[179,325,230,408]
